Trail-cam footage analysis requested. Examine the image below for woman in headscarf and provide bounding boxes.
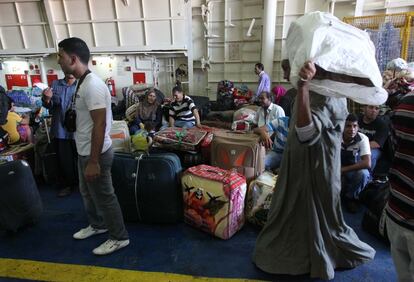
[130,88,162,134]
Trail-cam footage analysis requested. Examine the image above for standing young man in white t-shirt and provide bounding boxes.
[341,113,371,213]
[57,37,129,255]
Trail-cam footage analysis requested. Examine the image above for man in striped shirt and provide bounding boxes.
[386,92,414,281]
[168,85,201,128]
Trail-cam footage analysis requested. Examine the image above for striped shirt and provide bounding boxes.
[169,96,196,124]
[267,116,290,154]
[386,92,414,231]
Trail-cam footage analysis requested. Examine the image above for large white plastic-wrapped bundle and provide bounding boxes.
[286,12,388,105]
[386,58,408,72]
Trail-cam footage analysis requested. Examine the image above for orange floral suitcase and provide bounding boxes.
[181,164,246,239]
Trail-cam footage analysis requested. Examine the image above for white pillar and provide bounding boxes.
[261,0,277,83]
[185,0,194,95]
[330,0,336,14]
[39,57,47,84]
[354,0,365,16]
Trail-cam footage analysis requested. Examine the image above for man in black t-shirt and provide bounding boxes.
[358,105,389,173]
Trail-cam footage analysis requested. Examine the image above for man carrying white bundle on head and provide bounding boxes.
[253,12,387,280]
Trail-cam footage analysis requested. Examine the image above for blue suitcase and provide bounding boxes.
[112,152,183,223]
[0,160,43,232]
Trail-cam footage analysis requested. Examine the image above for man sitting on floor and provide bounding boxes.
[358,105,388,174]
[254,116,290,172]
[341,113,371,213]
[254,91,285,128]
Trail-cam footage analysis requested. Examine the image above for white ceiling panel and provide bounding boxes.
[68,23,94,45]
[171,0,185,17]
[44,0,188,51]
[144,0,170,17]
[90,0,115,20]
[49,0,66,21]
[1,27,24,49]
[0,3,18,24]
[172,20,186,46]
[64,0,90,21]
[119,22,145,46]
[17,2,43,22]
[146,21,171,45]
[95,23,118,46]
[22,26,49,48]
[55,24,69,41]
[115,0,143,18]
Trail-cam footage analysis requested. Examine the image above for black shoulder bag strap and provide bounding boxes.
[70,70,91,109]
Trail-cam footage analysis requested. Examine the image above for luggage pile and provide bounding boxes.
[106,83,279,239]
[212,81,254,111]
[214,80,235,111]
[233,85,253,107]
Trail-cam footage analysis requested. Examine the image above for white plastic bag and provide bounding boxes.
[233,107,256,123]
[286,12,387,105]
[109,120,131,153]
[386,58,408,71]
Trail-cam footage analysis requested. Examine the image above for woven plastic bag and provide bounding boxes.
[286,12,387,105]
[245,171,278,227]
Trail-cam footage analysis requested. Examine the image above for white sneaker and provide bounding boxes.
[73,225,108,240]
[92,239,130,255]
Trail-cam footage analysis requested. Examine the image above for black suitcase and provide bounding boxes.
[40,118,58,184]
[42,150,58,184]
[112,152,183,223]
[0,160,43,232]
[359,181,390,243]
[149,147,203,169]
[361,208,389,244]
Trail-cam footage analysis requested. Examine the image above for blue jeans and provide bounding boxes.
[174,120,195,128]
[265,151,283,171]
[342,169,371,200]
[78,147,129,240]
[370,148,382,173]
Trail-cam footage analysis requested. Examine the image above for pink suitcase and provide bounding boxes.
[181,164,247,239]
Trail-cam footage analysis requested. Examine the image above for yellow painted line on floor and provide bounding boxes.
[0,258,266,282]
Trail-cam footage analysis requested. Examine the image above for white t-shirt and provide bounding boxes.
[75,72,112,156]
[341,132,371,165]
[255,103,285,127]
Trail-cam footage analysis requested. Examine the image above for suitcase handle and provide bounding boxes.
[205,169,225,175]
[226,130,247,135]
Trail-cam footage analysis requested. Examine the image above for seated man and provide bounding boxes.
[254,116,290,172]
[358,105,388,173]
[254,91,285,127]
[168,85,201,128]
[1,98,32,144]
[341,114,371,213]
